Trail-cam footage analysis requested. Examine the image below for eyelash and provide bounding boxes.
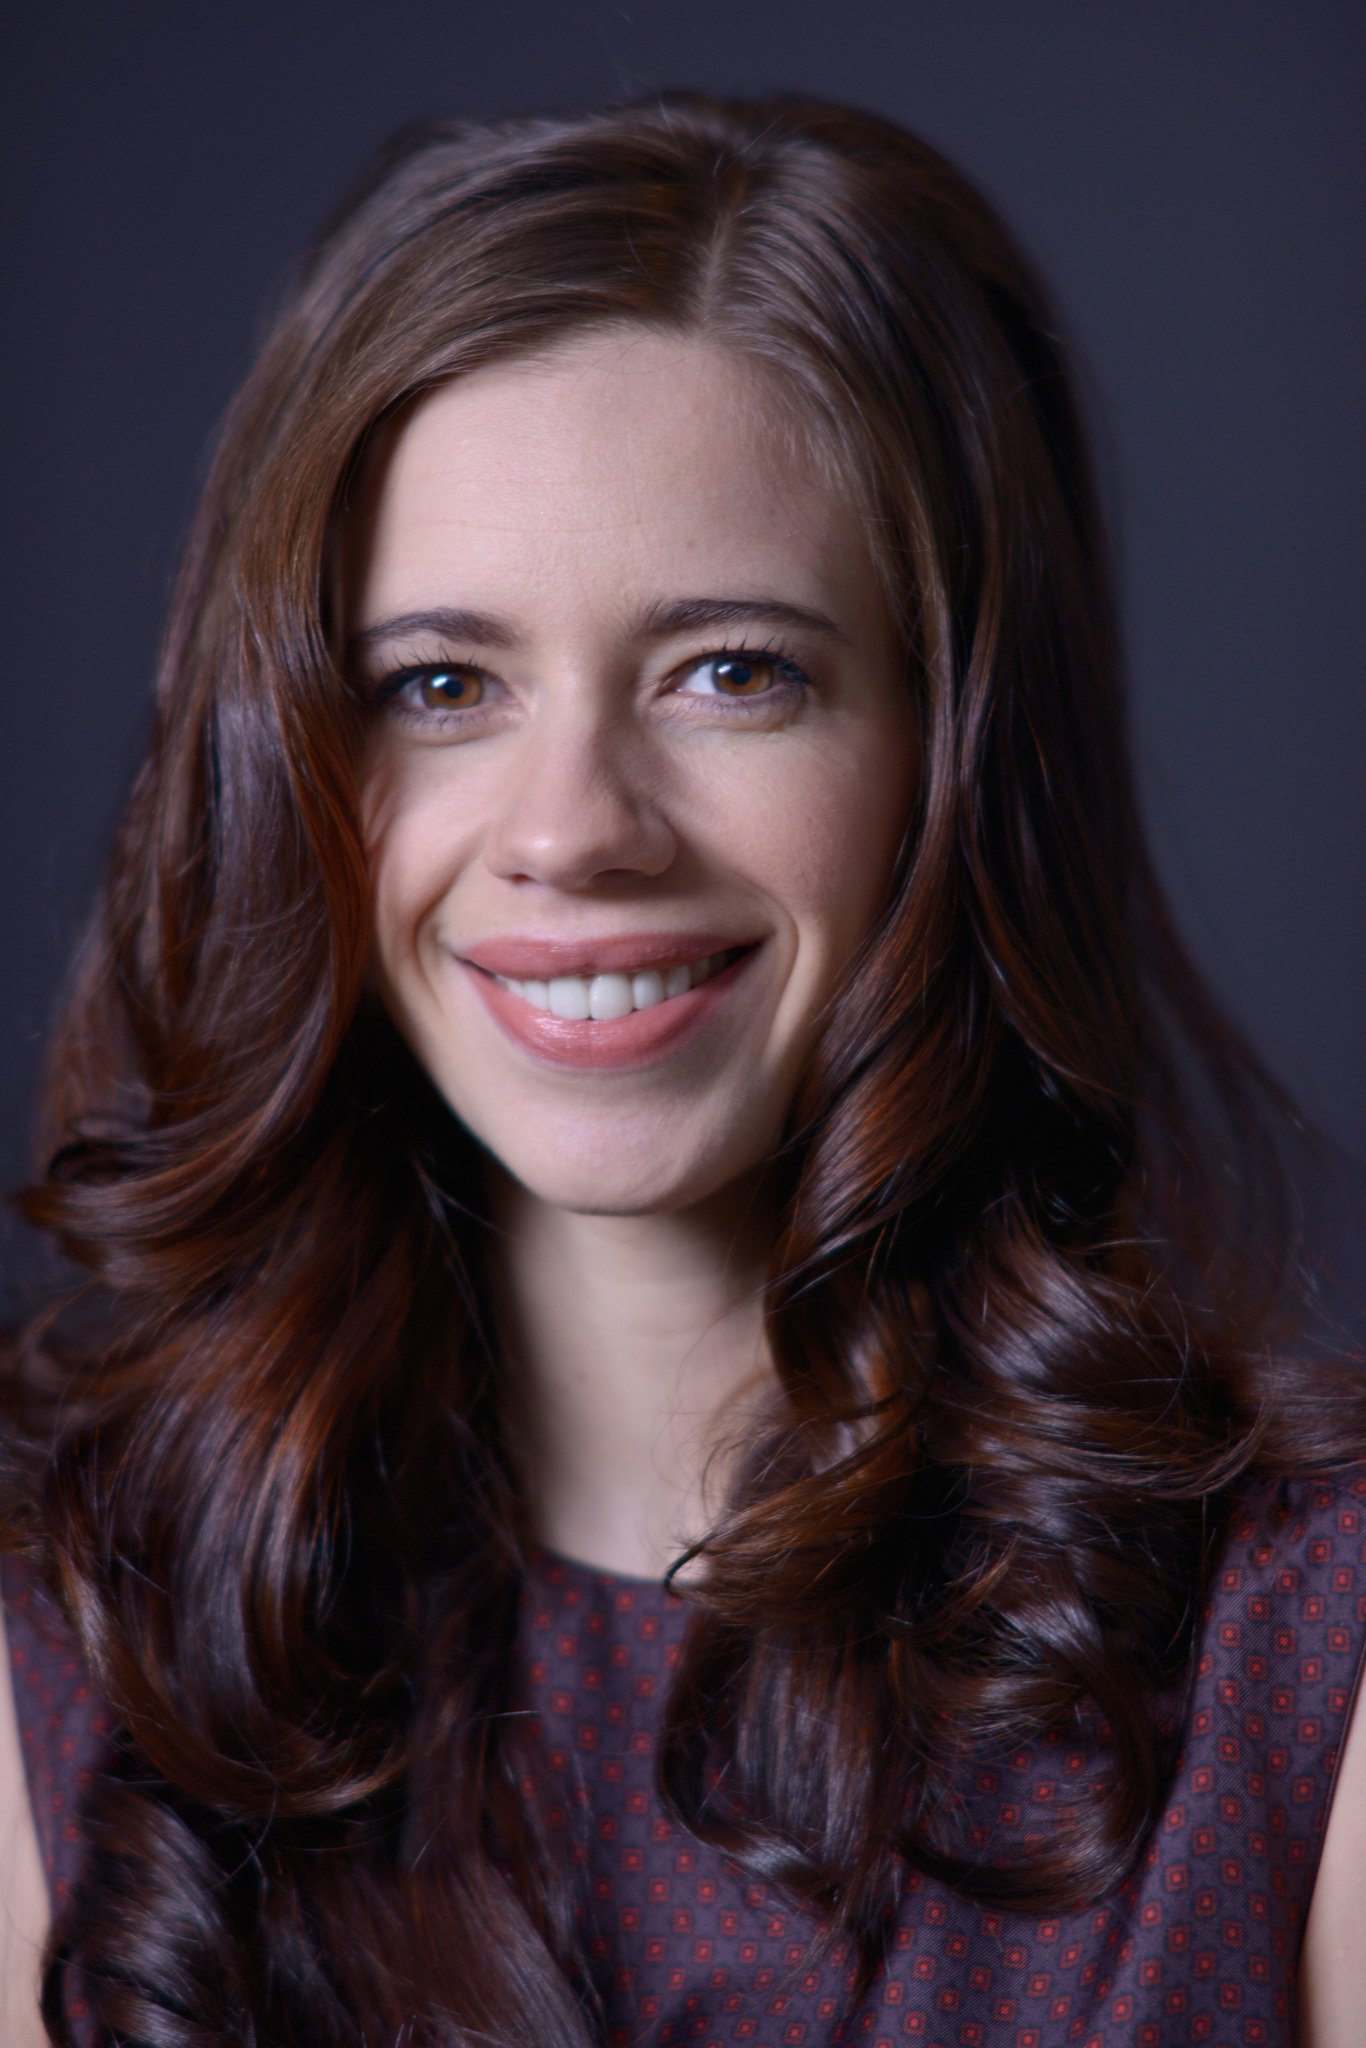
[373,642,815,723]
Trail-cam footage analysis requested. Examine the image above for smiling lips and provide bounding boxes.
[460,940,753,1070]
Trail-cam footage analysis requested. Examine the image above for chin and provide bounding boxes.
[469,1112,774,1219]
[492,1153,730,1219]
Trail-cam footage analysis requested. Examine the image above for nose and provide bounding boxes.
[482,690,677,891]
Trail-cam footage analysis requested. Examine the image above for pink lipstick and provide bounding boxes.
[458,936,755,1070]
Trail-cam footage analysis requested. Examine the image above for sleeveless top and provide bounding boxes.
[6,1470,1366,2047]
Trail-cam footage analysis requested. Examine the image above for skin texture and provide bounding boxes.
[356,331,913,1223]
[353,330,915,1572]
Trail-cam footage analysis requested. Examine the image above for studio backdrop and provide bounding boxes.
[2,0,1362,1321]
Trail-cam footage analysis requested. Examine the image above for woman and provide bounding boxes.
[1,93,1363,2047]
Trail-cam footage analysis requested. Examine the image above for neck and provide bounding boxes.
[494,1171,775,1579]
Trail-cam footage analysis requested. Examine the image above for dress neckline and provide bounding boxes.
[527,1543,685,1600]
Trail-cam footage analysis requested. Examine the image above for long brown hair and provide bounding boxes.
[6,92,1362,2047]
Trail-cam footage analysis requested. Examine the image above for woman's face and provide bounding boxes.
[354,330,914,1215]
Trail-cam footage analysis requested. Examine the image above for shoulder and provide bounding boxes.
[1193,1469,1366,2045]
[1205,1468,1366,1659]
[1236,1470,1366,2045]
[1217,1466,1366,1560]
[0,1555,58,2048]
[1148,1471,1366,1964]
[0,1552,113,1913]
[1196,1469,1366,1823]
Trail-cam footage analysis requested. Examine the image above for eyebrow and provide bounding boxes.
[637,596,849,644]
[346,608,517,658]
[346,595,849,662]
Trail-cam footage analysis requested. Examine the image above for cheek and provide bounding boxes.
[362,756,469,983]
[726,727,914,969]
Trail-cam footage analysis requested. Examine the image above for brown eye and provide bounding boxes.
[416,667,484,710]
[679,654,781,698]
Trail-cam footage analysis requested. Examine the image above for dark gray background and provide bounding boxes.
[2,1,1362,1324]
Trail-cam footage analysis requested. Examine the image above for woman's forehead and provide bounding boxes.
[371,330,815,499]
[346,330,883,642]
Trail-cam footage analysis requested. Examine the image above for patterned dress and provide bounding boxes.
[6,1471,1366,2046]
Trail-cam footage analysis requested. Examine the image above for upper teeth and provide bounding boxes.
[492,955,724,1020]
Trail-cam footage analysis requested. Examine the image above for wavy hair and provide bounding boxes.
[5,92,1363,2047]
